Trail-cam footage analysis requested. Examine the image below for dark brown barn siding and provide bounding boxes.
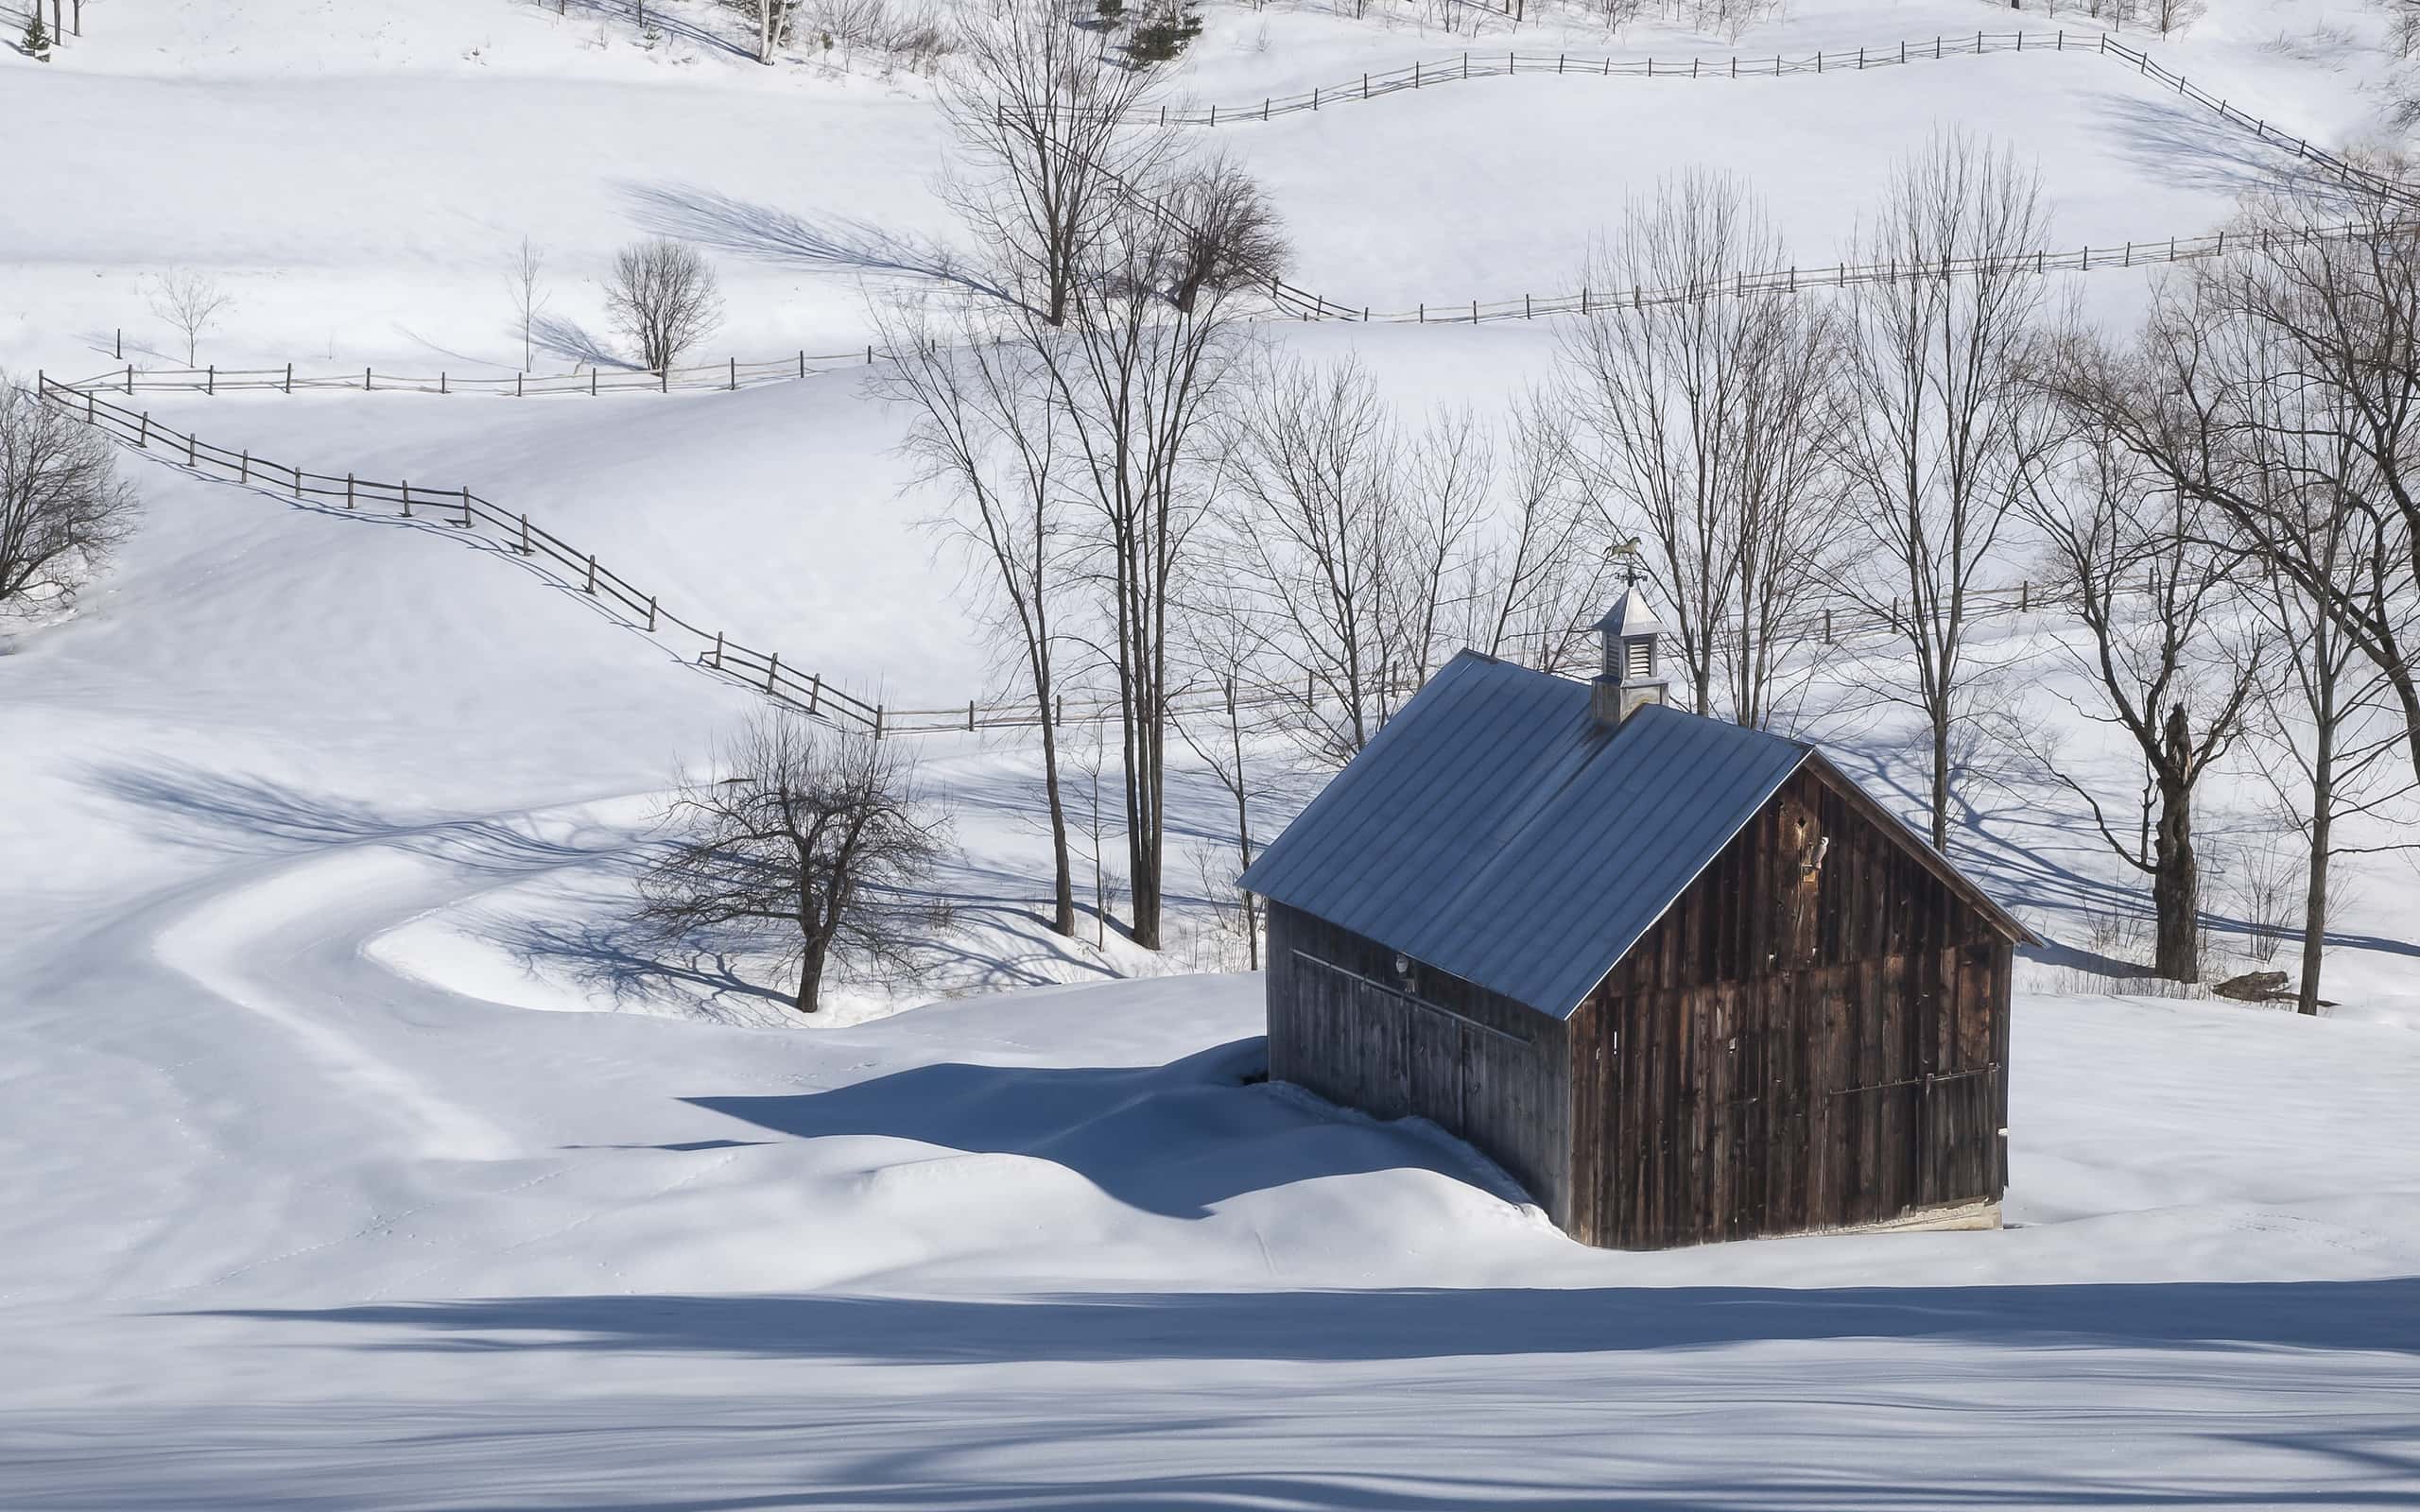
[1565,766,2013,1248]
[1266,903,1573,1224]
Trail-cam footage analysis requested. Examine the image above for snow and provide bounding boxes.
[6,0,2420,1503]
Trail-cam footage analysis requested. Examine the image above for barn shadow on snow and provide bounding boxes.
[189,1274,2420,1364]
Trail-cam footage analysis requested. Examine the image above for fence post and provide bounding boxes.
[1824,608,1832,644]
[441,371,448,395]
[2020,581,2030,611]
[799,350,805,378]
[139,413,149,448]
[584,553,596,593]
[402,481,412,518]
[285,363,293,394]
[207,365,215,396]
[347,473,354,509]
[366,367,372,392]
[660,369,668,394]
[809,674,821,714]
[1055,694,1063,727]
[1362,73,1368,97]
[968,699,977,731]
[458,487,474,527]
[730,357,737,390]
[712,631,723,669]
[187,430,196,466]
[874,705,885,741]
[1525,294,1531,318]
[646,595,657,632]
[866,345,873,365]
[126,366,132,394]
[592,369,598,397]
[293,464,302,499]
[519,512,529,552]
[1313,86,1320,110]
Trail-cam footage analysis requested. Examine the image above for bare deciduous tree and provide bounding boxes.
[1163,150,1289,315]
[1458,392,1613,676]
[1023,184,1248,950]
[636,713,949,1015]
[874,294,1080,937]
[940,0,1166,327]
[1,378,140,612]
[148,268,233,367]
[2020,429,2261,982]
[1838,130,2057,849]
[1560,170,1848,729]
[506,236,548,370]
[1218,354,1488,765]
[606,238,723,372]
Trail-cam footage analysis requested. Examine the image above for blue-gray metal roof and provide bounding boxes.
[1239,651,1811,1019]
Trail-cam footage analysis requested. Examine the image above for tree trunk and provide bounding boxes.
[1928,708,1951,851]
[2299,721,2334,1017]
[793,939,827,1014]
[2152,706,2199,983]
[1039,712,1077,937]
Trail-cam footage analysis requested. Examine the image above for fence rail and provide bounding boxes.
[74,348,882,399]
[41,369,2068,741]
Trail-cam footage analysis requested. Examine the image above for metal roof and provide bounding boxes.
[1239,650,1812,1019]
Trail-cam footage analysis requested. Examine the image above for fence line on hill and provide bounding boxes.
[39,369,2066,740]
[80,213,2420,402]
[1124,31,2409,209]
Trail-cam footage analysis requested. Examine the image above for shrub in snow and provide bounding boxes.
[22,11,49,60]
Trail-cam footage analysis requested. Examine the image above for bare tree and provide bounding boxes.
[2048,203,2420,790]
[636,713,949,1015]
[1022,182,1248,950]
[1,379,139,612]
[1459,393,1617,676]
[1175,589,1267,969]
[2020,429,2261,982]
[1163,150,1289,315]
[940,0,1167,327]
[148,268,233,367]
[2238,421,2420,1014]
[506,236,549,370]
[874,293,1080,937]
[1838,130,2057,849]
[1218,354,1488,765]
[1559,170,1848,727]
[606,238,723,372]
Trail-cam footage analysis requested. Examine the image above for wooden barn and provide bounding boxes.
[1237,589,2034,1250]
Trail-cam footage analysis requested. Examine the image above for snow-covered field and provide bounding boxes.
[7,0,2420,1504]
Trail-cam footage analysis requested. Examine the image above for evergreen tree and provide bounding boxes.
[24,10,52,60]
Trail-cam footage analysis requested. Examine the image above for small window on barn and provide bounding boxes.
[1624,636,1654,680]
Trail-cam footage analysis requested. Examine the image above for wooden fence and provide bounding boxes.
[40,369,2063,742]
[74,347,881,399]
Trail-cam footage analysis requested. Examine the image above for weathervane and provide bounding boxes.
[1605,537,1643,587]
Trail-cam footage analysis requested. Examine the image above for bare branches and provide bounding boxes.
[940,0,1167,327]
[0,378,139,612]
[507,237,549,371]
[635,712,950,1014]
[1558,169,1848,728]
[1837,129,2056,847]
[873,292,1080,936]
[607,238,723,372]
[148,268,233,367]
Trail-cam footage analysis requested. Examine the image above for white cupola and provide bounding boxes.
[1590,579,1668,728]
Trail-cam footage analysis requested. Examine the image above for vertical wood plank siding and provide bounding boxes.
[1266,902,1574,1225]
[1565,766,2012,1248]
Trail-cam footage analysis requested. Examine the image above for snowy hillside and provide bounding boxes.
[7,0,2420,1503]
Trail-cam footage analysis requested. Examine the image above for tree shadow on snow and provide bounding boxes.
[616,181,1021,309]
[186,1273,2420,1364]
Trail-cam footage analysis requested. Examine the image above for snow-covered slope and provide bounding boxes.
[8,0,2420,1503]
